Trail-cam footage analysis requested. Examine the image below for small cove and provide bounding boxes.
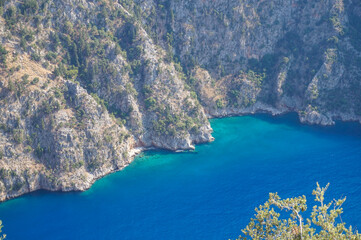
[1,113,361,239]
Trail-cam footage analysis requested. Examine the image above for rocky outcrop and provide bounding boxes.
[0,0,360,200]
[299,105,335,126]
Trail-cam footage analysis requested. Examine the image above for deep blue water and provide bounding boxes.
[1,114,361,239]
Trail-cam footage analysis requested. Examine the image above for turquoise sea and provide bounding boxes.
[1,114,361,239]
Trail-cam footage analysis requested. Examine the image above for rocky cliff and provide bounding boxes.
[0,0,360,200]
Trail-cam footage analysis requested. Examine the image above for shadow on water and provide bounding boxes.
[252,113,361,138]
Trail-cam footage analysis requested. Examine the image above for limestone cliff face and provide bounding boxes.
[152,0,361,125]
[0,0,360,200]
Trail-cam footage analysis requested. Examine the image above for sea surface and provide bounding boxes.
[1,114,361,239]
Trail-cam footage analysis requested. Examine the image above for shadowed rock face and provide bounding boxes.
[0,0,360,200]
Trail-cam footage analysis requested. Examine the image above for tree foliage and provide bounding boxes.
[237,183,360,240]
[0,220,6,239]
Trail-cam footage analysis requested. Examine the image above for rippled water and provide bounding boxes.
[1,114,361,239]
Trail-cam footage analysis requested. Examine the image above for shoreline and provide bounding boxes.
[206,102,361,126]
[1,110,361,203]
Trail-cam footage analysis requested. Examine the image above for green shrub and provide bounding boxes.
[20,0,38,15]
[13,129,24,144]
[21,74,29,81]
[21,74,29,85]
[31,77,39,85]
[216,99,224,109]
[45,51,57,62]
[11,180,24,191]
[30,53,41,62]
[0,44,7,65]
[53,88,63,99]
[145,97,157,110]
[24,146,32,153]
[42,62,49,69]
[20,37,27,50]
[4,6,17,27]
[35,144,44,158]
[104,134,113,143]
